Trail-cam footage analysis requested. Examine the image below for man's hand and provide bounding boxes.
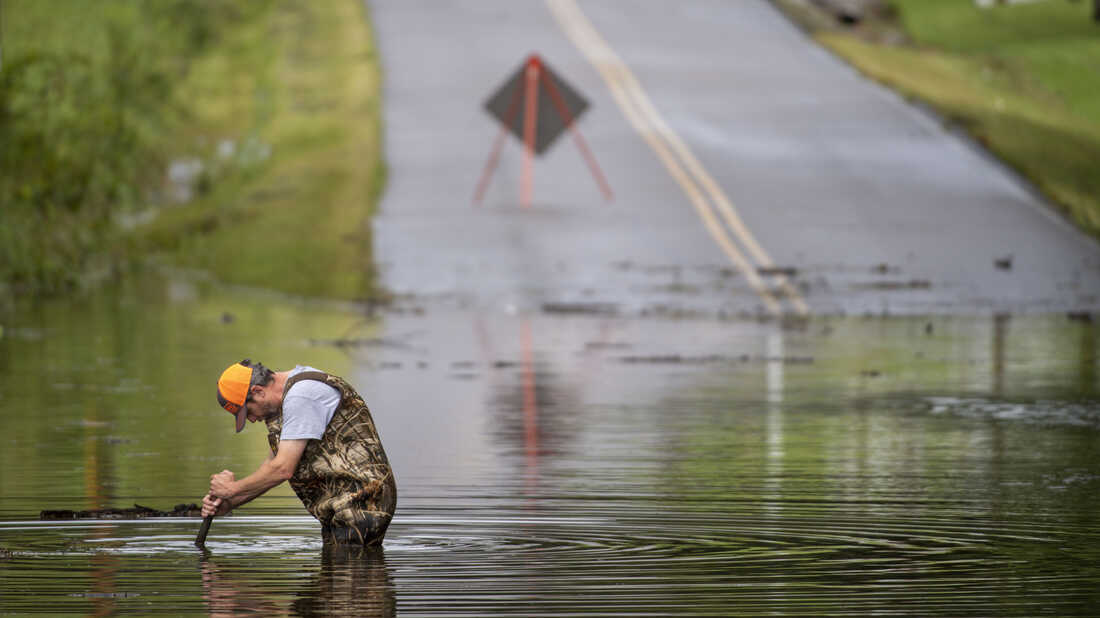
[199,442,305,517]
[210,470,237,500]
[201,493,232,517]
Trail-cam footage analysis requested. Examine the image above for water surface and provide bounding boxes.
[1,275,1098,615]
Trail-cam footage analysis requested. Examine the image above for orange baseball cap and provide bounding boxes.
[217,361,254,433]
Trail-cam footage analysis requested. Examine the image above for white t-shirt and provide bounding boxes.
[280,365,341,440]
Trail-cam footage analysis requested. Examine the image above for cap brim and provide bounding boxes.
[235,406,247,433]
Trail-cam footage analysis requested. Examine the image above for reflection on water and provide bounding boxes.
[1,275,1099,615]
[201,542,395,617]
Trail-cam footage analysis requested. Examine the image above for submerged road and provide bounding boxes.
[368,0,1100,316]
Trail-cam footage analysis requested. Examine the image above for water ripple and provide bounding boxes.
[925,396,1100,428]
[2,502,1098,615]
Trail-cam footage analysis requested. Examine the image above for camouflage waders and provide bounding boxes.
[265,371,397,545]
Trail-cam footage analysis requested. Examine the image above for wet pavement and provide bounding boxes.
[371,0,1100,317]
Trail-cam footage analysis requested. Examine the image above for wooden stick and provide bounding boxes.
[195,515,213,548]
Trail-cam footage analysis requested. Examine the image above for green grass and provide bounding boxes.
[0,1,246,295]
[132,0,386,301]
[1,0,384,301]
[807,0,1100,238]
[893,0,1100,121]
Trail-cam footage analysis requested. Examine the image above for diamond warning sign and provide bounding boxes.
[484,56,589,155]
[474,54,612,207]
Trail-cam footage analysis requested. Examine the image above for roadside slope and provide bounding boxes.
[1,0,385,302]
[137,0,386,301]
[775,0,1100,240]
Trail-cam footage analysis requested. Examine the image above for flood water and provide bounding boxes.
[1,274,1099,616]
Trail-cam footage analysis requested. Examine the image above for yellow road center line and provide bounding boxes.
[546,0,778,315]
[640,99,811,317]
[546,0,809,317]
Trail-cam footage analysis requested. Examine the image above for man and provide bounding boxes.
[202,359,397,545]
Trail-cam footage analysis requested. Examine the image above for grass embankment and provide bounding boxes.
[1,1,232,295]
[1,1,384,301]
[137,0,385,300]
[777,0,1100,239]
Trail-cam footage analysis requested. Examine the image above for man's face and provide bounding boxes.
[244,385,280,424]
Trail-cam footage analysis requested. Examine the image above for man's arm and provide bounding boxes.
[208,439,308,511]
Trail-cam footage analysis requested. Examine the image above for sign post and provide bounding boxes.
[474,54,612,207]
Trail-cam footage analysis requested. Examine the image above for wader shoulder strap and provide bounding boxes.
[271,370,337,453]
[282,371,333,398]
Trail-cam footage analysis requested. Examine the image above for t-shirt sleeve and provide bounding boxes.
[280,394,332,440]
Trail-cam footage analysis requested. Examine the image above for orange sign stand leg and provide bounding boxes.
[540,67,613,203]
[521,57,540,208]
[473,71,526,206]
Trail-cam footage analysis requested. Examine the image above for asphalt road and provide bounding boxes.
[368,0,1100,317]
[358,5,1100,595]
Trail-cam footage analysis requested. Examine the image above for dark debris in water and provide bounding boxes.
[585,342,633,350]
[619,354,814,365]
[542,302,619,315]
[1067,311,1094,323]
[310,337,417,350]
[40,503,202,520]
[757,266,798,277]
[856,279,932,290]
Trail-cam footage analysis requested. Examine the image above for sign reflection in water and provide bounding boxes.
[0,276,1098,615]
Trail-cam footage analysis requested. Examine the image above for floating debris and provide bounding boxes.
[542,302,618,315]
[40,503,202,520]
[645,283,703,295]
[994,255,1013,271]
[620,354,813,365]
[639,305,710,320]
[857,280,931,290]
[620,354,735,365]
[310,337,418,350]
[584,342,632,350]
[757,266,798,277]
